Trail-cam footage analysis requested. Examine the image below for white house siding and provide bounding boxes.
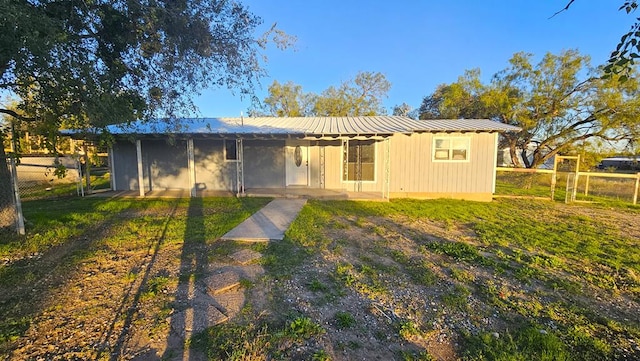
[322,141,342,190]
[143,139,190,190]
[112,141,141,191]
[388,132,498,201]
[110,131,499,201]
[243,140,286,188]
[193,139,236,191]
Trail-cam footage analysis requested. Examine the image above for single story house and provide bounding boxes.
[103,116,519,201]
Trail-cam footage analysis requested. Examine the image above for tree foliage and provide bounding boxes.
[262,81,315,117]
[392,102,415,118]
[0,0,291,230]
[418,50,640,168]
[258,71,391,117]
[0,0,291,130]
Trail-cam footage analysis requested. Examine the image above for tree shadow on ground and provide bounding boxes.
[161,197,213,361]
[96,201,180,361]
[0,198,141,355]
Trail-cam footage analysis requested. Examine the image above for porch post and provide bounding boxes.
[319,144,325,189]
[236,138,245,197]
[136,139,145,197]
[187,138,196,197]
[384,137,391,199]
[108,146,116,191]
[342,138,349,189]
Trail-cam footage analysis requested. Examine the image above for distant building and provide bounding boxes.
[497,145,554,169]
[596,156,640,171]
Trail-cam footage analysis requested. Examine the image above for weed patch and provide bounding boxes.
[463,326,569,360]
[334,311,356,329]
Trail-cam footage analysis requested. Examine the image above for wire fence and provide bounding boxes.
[1,155,113,234]
[14,156,85,200]
[496,168,640,204]
[575,172,639,203]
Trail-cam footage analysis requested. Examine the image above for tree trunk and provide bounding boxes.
[521,148,532,168]
[0,137,17,230]
[509,139,523,167]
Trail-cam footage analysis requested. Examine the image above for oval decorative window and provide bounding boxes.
[294,146,302,167]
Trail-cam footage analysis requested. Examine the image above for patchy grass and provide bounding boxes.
[2,196,639,360]
[191,315,326,360]
[462,326,570,360]
[0,196,270,357]
[335,311,356,329]
[237,197,640,360]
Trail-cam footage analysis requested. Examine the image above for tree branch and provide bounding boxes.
[0,109,36,122]
[549,0,575,19]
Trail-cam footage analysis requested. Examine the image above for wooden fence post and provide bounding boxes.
[551,156,558,201]
[584,172,590,196]
[572,154,580,202]
[633,173,639,205]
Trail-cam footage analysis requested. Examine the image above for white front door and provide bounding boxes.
[285,141,309,186]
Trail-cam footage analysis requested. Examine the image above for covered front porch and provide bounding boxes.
[109,133,392,200]
[88,187,387,201]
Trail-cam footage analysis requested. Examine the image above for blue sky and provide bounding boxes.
[195,1,631,117]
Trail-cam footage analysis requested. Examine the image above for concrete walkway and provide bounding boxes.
[221,199,307,242]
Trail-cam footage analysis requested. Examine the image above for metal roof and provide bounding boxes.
[410,118,521,133]
[105,116,520,136]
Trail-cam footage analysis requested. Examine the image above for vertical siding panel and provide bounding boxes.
[391,135,400,191]
[481,133,490,192]
[482,134,490,191]
[387,131,496,197]
[424,137,429,192]
[405,134,420,191]
[426,133,433,192]
[324,140,342,189]
[416,134,422,191]
[194,139,236,191]
[309,143,319,188]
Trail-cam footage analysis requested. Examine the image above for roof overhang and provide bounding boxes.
[62,117,522,140]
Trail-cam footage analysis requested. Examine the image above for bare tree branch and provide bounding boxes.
[0,109,36,122]
[549,0,576,19]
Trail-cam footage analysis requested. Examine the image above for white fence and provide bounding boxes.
[496,166,639,205]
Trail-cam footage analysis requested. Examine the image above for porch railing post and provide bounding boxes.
[187,138,196,197]
[136,139,145,197]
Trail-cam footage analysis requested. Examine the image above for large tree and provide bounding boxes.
[1,0,293,126]
[419,50,640,168]
[0,0,290,229]
[259,71,391,117]
[262,80,315,117]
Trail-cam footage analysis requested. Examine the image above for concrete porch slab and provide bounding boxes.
[87,188,387,201]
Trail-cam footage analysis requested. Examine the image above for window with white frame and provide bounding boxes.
[343,140,375,181]
[224,139,238,161]
[433,137,470,161]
